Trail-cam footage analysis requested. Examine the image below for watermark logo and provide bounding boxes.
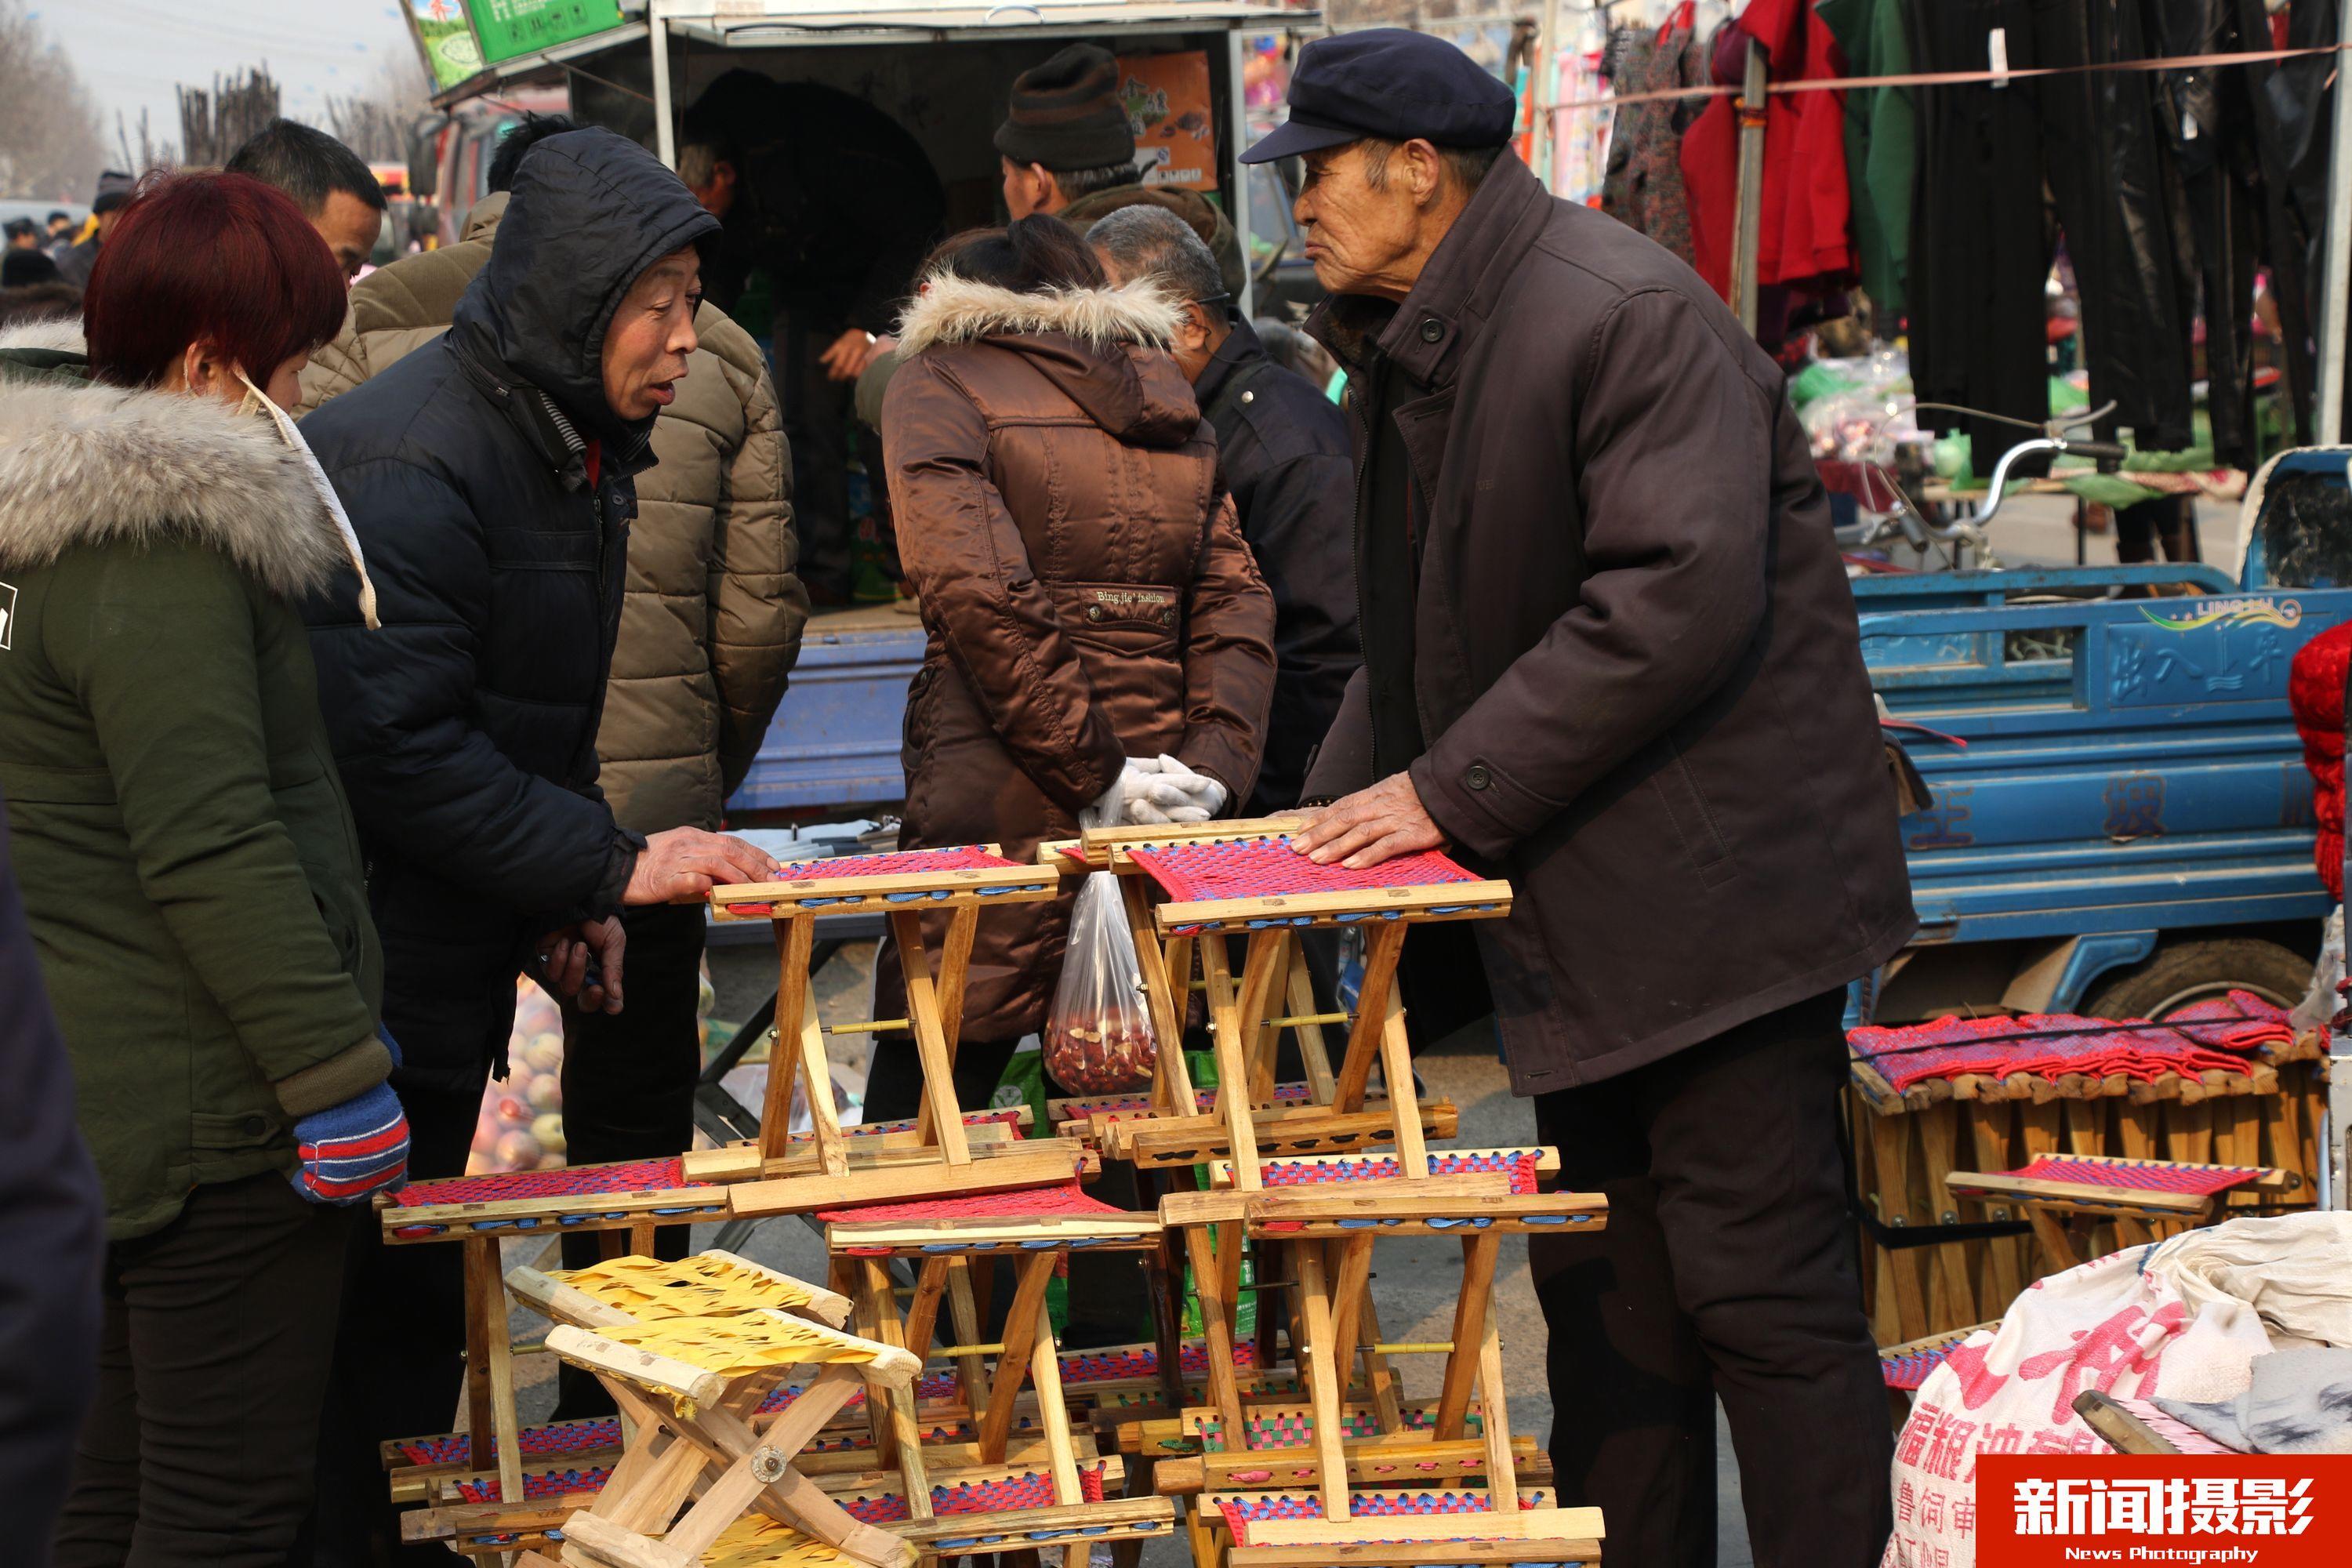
[1982,1458,2348,1568]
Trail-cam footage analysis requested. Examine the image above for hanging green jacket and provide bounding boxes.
[0,327,388,1239]
[1818,0,1914,318]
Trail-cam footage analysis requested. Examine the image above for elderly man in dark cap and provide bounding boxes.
[996,42,1244,299]
[1269,29,1915,1568]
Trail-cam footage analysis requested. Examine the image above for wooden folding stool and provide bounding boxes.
[542,1305,924,1568]
[688,846,1087,1210]
[815,1184,1178,1563]
[1944,1152,2295,1272]
[1035,819,1488,1165]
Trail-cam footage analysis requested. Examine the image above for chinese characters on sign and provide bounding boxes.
[1978,1458,2348,1568]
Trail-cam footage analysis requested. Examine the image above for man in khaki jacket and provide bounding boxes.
[299,115,805,1413]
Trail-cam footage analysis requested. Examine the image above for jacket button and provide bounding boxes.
[1419,318,1443,343]
[1465,764,1492,791]
[1160,608,1175,626]
[241,1115,268,1137]
[1086,604,1105,622]
[1240,390,1254,405]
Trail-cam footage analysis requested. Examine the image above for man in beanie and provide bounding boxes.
[996,42,1245,299]
[53,172,132,288]
[1274,29,1913,1568]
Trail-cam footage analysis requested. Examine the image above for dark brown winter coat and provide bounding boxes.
[877,274,1277,1043]
[1303,151,1915,1093]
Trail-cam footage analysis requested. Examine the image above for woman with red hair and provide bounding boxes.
[0,169,406,1563]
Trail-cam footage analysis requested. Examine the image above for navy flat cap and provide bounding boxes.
[1242,29,1517,165]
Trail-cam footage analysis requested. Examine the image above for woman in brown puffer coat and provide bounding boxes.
[869,216,1276,1114]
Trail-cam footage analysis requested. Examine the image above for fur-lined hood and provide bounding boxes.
[0,324,353,599]
[894,274,1184,358]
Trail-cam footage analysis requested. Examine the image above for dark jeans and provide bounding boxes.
[551,902,708,1418]
[310,992,506,1566]
[1529,989,1889,1568]
[53,1173,358,1568]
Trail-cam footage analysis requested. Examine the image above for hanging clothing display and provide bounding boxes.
[1680,0,1854,299]
[1815,0,1912,317]
[1906,0,2195,460]
[1599,13,1708,263]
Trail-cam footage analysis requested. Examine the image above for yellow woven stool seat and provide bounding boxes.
[546,1252,851,1325]
[702,1516,857,1568]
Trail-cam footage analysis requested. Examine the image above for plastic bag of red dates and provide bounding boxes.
[1044,869,1157,1094]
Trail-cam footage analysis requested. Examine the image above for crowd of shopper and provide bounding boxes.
[0,28,1912,1568]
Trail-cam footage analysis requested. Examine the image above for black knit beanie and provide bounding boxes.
[994,44,1137,172]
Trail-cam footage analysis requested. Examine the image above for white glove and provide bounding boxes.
[1123,753,1227,826]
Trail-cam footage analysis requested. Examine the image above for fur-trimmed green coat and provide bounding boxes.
[0,325,387,1238]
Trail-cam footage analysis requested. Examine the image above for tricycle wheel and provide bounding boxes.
[2078,938,2310,1020]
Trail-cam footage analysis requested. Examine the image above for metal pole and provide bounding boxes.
[1728,38,1767,336]
[1226,28,1254,319]
[2314,2,2352,441]
[649,0,677,170]
[1536,0,1564,193]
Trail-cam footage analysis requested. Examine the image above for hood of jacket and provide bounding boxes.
[0,327,351,599]
[449,128,719,447]
[895,273,1200,448]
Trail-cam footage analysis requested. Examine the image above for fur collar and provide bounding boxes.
[895,274,1183,358]
[0,324,350,598]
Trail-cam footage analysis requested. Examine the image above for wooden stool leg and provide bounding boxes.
[762,913,820,1164]
[1125,874,1194,1116]
[1200,937,1263,1185]
[461,1236,524,1506]
[855,1258,931,1518]
[1287,945,1338,1104]
[945,1257,990,1425]
[889,909,971,1166]
[1435,1232,1499,1442]
[977,1253,1056,1464]
[1330,922,1406,1113]
[1294,1242,1350,1520]
[1354,1288,1406,1436]
[1185,1222,1246,1433]
[1374,984,1426,1174]
[915,906,979,1148]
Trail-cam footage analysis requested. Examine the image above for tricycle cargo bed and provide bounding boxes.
[1867,580,2343,946]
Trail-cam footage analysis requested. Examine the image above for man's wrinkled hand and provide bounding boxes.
[1292,773,1445,869]
[625,827,782,905]
[536,916,626,1014]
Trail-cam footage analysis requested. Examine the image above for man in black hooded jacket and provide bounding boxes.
[298,126,780,1560]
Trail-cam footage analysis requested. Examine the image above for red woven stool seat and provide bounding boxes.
[394,1416,621,1470]
[452,1465,612,1504]
[818,1180,1125,1228]
[1847,998,2291,1094]
[390,1156,702,1208]
[1130,835,1479,906]
[833,1464,1108,1526]
[717,846,1040,915]
[1260,1149,1543,1196]
[1998,1156,2263,1196]
[1880,1345,1955,1392]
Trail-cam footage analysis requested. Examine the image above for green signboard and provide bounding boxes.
[405,0,485,91]
[468,0,626,65]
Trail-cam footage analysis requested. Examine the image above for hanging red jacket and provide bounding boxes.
[2289,619,2352,899]
[1679,0,1855,300]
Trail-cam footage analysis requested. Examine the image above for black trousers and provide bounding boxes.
[53,1173,358,1568]
[551,902,709,1418]
[780,310,854,601]
[1528,989,1889,1568]
[310,988,507,1566]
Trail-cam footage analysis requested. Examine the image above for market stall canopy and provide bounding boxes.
[659,0,1310,49]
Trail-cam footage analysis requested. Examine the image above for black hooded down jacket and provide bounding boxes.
[299,129,720,1098]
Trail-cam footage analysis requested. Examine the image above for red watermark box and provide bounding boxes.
[1980,1457,2351,1568]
